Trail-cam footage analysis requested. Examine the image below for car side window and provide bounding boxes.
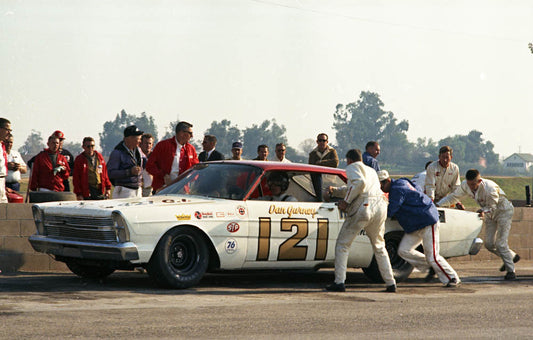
[289,172,318,202]
[322,174,347,202]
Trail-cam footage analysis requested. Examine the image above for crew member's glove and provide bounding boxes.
[53,166,66,175]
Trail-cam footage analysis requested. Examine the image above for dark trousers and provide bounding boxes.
[6,182,20,192]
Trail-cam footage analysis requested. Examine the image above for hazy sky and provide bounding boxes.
[1,0,532,159]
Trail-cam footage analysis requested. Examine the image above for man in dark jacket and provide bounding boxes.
[308,133,338,168]
[362,141,380,171]
[107,125,146,198]
[198,134,224,162]
[378,170,460,288]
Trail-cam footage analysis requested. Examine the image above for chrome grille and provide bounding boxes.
[43,215,117,243]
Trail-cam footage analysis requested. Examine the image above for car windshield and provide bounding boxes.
[156,163,263,200]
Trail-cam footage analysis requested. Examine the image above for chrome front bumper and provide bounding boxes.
[29,235,139,261]
[469,237,484,255]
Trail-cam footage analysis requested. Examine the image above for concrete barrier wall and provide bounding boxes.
[1,203,532,272]
[0,203,67,272]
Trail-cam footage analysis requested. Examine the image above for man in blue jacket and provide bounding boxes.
[362,141,380,171]
[107,125,147,198]
[378,170,460,287]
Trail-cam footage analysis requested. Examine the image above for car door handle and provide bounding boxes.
[319,206,335,211]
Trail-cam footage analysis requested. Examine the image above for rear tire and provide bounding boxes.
[362,231,413,283]
[147,226,209,289]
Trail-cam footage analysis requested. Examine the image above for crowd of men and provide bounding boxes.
[325,144,519,293]
[0,117,520,288]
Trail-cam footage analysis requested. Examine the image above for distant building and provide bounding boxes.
[503,153,533,173]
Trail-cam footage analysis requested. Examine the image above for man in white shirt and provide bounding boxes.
[5,135,27,192]
[140,133,154,197]
[273,143,291,163]
[437,169,520,280]
[425,146,461,204]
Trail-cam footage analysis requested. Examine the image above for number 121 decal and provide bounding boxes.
[256,217,329,261]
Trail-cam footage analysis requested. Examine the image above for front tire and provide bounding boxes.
[147,226,209,289]
[362,231,413,283]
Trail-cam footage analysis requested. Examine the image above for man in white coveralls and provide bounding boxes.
[325,149,396,293]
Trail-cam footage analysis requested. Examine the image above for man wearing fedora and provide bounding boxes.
[107,125,147,199]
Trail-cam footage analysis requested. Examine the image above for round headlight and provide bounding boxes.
[32,206,45,235]
[112,211,131,242]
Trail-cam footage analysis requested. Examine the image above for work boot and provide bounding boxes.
[499,254,520,272]
[385,284,396,293]
[325,282,346,292]
[504,271,516,280]
[424,267,436,282]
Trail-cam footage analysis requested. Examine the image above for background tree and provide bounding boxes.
[99,110,158,156]
[438,130,499,172]
[18,130,45,159]
[242,120,288,160]
[377,112,412,169]
[204,119,242,158]
[333,91,412,170]
[161,120,179,140]
[62,141,82,156]
[299,138,316,156]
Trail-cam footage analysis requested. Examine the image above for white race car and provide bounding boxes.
[29,161,483,288]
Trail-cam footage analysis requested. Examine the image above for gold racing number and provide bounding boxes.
[257,217,329,261]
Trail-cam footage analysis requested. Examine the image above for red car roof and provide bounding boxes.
[211,160,347,177]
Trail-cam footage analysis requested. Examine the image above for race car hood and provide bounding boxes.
[33,195,220,217]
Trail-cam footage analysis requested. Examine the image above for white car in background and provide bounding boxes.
[29,161,483,288]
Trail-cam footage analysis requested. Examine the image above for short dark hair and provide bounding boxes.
[316,133,328,140]
[346,149,362,162]
[48,135,59,143]
[365,141,379,150]
[465,169,480,181]
[0,117,10,129]
[439,146,453,155]
[142,133,154,141]
[82,137,94,145]
[175,121,193,134]
[275,143,286,150]
[204,134,217,144]
[257,144,268,152]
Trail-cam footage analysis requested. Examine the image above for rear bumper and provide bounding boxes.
[29,235,139,261]
[469,237,484,255]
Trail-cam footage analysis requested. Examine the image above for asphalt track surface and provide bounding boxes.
[1,260,533,339]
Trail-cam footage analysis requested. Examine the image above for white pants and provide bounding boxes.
[334,197,396,287]
[0,177,7,203]
[398,223,459,284]
[113,186,142,199]
[484,207,515,272]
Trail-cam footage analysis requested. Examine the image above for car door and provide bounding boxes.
[243,171,343,269]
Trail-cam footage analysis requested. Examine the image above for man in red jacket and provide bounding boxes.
[146,121,199,192]
[30,134,70,192]
[73,137,112,200]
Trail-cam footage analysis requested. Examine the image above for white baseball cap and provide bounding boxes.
[377,170,390,182]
